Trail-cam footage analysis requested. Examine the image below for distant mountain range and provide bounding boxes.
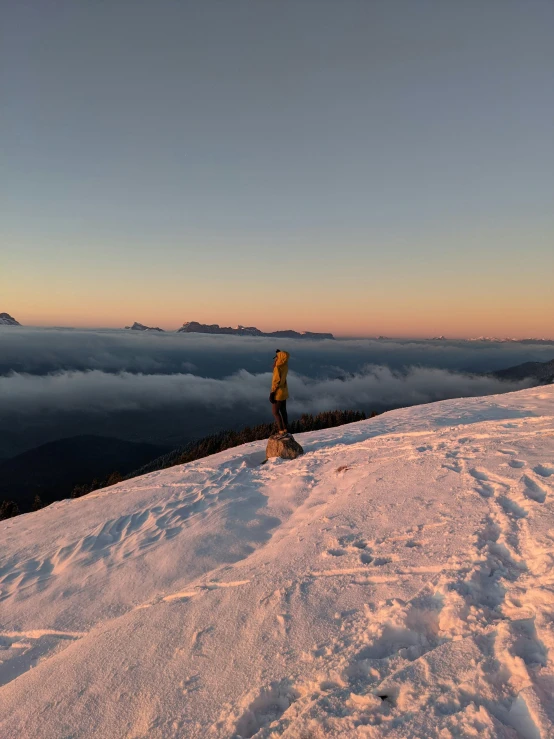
[106,321,554,343]
[2,314,335,338]
[2,312,552,343]
[426,336,554,343]
[470,337,554,344]
[125,320,335,339]
[429,337,554,344]
[176,321,335,339]
[125,321,164,332]
[0,312,20,326]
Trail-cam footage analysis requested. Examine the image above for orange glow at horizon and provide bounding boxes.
[8,293,554,340]
[4,223,553,340]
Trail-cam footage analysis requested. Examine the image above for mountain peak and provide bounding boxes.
[0,312,20,326]
[124,322,164,332]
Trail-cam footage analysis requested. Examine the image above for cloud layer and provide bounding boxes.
[0,328,546,459]
[0,366,531,417]
[1,327,554,380]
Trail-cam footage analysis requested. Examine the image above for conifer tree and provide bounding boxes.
[0,500,20,520]
[32,494,44,511]
[105,472,123,487]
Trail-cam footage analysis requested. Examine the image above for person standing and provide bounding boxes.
[270,350,289,436]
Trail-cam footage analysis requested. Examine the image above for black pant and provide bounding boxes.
[271,399,288,432]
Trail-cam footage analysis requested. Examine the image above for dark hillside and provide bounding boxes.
[493,358,554,383]
[0,435,170,512]
[0,411,370,520]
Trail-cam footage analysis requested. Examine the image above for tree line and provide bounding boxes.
[0,409,376,520]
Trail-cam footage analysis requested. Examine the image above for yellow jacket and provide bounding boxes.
[271,351,289,401]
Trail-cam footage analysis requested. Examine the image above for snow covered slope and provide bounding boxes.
[1,387,553,738]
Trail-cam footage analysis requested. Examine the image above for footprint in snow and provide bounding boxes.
[474,482,495,499]
[338,534,370,550]
[469,468,489,481]
[405,540,424,548]
[521,475,547,503]
[498,496,528,519]
[534,464,554,478]
[233,679,301,739]
[372,557,393,566]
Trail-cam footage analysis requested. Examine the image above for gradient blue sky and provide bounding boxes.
[2,1,553,337]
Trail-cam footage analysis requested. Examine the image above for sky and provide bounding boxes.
[2,1,553,338]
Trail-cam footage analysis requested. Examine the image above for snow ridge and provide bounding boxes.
[0,387,553,738]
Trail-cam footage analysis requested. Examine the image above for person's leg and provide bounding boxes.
[272,400,284,432]
[280,400,289,431]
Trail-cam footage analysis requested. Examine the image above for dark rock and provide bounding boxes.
[266,435,304,460]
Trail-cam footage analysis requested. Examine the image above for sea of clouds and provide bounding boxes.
[0,327,550,459]
[0,365,531,417]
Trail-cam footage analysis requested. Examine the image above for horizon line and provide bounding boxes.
[3,322,554,343]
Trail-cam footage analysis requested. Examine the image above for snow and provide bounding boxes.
[1,386,554,738]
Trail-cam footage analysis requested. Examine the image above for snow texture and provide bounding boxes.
[1,386,553,738]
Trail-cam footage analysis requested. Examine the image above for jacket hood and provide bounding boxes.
[275,351,289,366]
